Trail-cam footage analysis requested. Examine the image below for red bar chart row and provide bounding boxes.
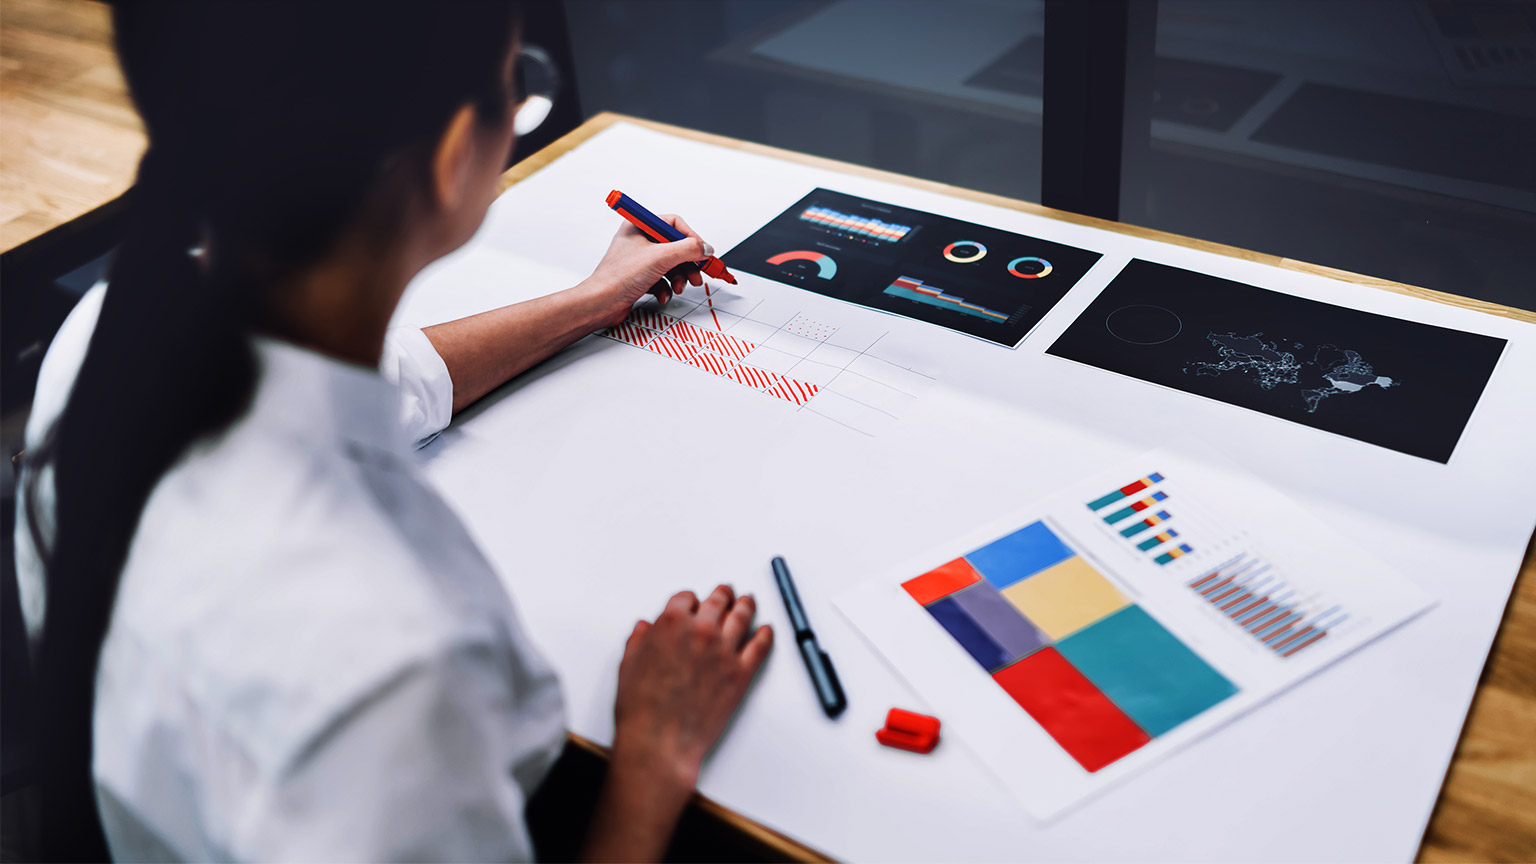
[603,311,819,407]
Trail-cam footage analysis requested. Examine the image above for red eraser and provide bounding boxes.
[877,708,941,754]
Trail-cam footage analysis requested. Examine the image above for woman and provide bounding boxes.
[16,3,771,860]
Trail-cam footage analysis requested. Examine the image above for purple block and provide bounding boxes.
[952,583,1051,660]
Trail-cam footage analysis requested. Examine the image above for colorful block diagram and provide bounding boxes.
[603,307,821,406]
[902,521,1238,772]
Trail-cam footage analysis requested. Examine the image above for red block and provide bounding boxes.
[876,708,941,754]
[902,558,983,606]
[993,648,1151,773]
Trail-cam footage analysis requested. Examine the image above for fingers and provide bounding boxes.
[698,584,735,625]
[623,619,651,662]
[722,593,755,646]
[663,213,701,243]
[665,590,699,617]
[740,624,774,672]
[649,278,673,305]
[650,236,707,272]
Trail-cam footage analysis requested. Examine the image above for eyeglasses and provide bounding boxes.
[512,44,561,136]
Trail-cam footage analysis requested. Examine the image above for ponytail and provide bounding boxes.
[31,145,258,861]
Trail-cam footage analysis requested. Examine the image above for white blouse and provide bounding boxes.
[15,284,567,861]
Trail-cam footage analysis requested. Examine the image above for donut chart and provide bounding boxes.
[943,240,988,264]
[766,250,838,280]
[1008,256,1053,279]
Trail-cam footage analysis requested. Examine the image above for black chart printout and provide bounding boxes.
[1046,259,1507,463]
[724,188,1102,347]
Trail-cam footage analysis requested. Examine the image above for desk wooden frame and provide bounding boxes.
[501,112,1536,863]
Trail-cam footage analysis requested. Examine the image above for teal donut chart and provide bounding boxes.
[1008,256,1053,279]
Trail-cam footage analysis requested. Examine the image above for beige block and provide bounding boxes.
[1001,556,1129,640]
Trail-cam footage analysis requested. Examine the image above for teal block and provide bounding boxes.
[1057,605,1237,737]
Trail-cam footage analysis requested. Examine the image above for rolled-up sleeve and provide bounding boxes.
[381,328,454,448]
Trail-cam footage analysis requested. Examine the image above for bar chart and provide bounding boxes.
[883,276,1011,323]
[1088,473,1201,567]
[1088,474,1164,510]
[1101,491,1169,524]
[1186,554,1344,659]
[799,205,911,244]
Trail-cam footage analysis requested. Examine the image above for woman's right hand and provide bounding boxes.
[612,585,774,788]
[578,215,715,330]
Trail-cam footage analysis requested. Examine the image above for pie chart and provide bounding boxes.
[767,250,838,279]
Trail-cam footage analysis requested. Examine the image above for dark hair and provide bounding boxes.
[28,3,518,858]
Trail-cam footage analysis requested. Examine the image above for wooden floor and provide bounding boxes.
[2,2,1534,860]
[0,0,143,251]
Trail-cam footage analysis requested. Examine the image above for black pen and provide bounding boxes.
[771,556,847,717]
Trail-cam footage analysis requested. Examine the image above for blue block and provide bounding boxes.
[1057,605,1238,737]
[964,521,1075,589]
[925,595,1014,672]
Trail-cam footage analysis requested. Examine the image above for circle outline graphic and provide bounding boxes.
[943,240,988,264]
[1104,304,1183,345]
[1007,256,1053,279]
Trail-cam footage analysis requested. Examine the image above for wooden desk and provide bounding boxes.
[2,0,1532,849]
[0,0,144,252]
[503,112,1536,862]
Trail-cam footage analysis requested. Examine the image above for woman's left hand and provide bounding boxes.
[579,214,715,329]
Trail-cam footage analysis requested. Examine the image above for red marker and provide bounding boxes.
[606,190,736,284]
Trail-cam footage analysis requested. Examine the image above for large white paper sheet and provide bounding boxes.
[839,447,1433,819]
[393,121,1536,861]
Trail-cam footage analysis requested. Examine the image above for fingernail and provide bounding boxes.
[702,241,715,256]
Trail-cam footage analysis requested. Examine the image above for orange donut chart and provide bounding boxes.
[943,240,988,264]
[1008,256,1053,279]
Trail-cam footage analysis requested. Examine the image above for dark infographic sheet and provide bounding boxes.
[1046,259,1506,463]
[724,188,1102,347]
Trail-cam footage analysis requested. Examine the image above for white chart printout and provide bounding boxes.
[393,121,1536,861]
[838,446,1434,820]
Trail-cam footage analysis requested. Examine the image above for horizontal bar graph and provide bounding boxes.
[800,206,911,243]
[883,276,1011,323]
[1187,554,1344,659]
[1136,529,1179,551]
[1154,544,1194,565]
[1088,474,1165,510]
[1103,491,1169,524]
[1119,510,1171,537]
